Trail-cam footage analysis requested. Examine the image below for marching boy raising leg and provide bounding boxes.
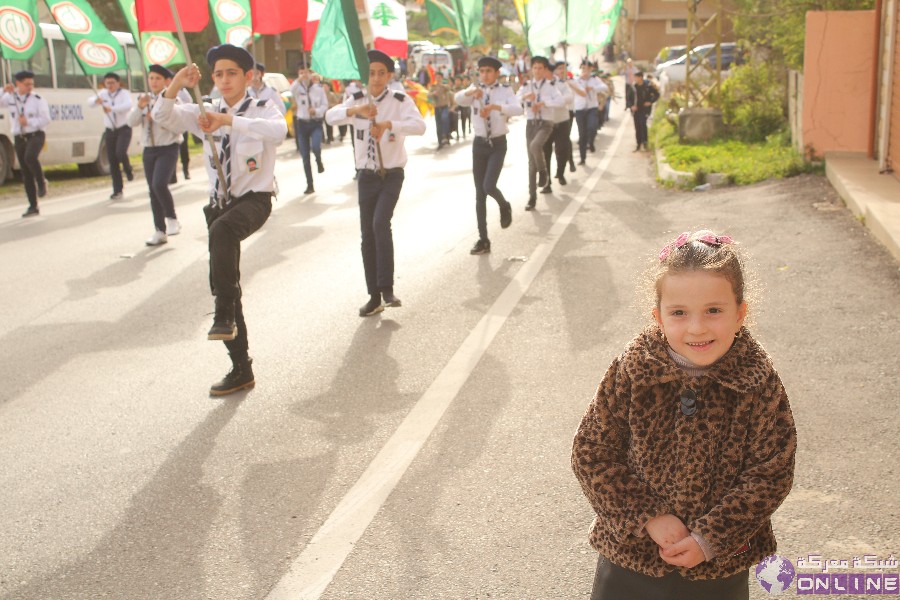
[153,44,287,396]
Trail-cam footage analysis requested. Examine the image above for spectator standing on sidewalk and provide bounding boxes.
[1,70,50,217]
[89,73,134,200]
[127,64,183,246]
[572,230,796,600]
[454,56,523,255]
[153,44,287,396]
[626,71,659,151]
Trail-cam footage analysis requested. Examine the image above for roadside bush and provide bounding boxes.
[719,62,785,142]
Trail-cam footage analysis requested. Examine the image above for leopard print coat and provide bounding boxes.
[572,325,797,580]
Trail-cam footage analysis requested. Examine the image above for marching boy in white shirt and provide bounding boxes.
[516,56,564,211]
[1,70,50,217]
[89,72,134,200]
[153,44,287,396]
[326,50,426,317]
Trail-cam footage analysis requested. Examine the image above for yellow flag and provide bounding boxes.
[513,0,526,25]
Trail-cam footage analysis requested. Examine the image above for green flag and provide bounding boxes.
[116,0,185,67]
[567,0,621,46]
[0,0,45,60]
[46,0,127,75]
[449,0,485,47]
[425,0,458,37]
[209,0,254,47]
[311,0,369,84]
[525,0,564,55]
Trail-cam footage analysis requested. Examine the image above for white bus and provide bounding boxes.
[0,23,147,184]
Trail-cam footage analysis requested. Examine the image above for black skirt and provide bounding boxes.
[591,555,749,600]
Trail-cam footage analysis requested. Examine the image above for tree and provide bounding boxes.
[731,0,875,70]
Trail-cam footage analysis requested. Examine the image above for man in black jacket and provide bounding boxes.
[625,71,659,151]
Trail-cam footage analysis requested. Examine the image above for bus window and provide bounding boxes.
[51,39,92,89]
[8,40,52,88]
[126,45,147,92]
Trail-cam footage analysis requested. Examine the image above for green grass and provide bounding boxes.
[650,113,819,187]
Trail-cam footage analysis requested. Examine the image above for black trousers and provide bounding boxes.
[358,169,404,295]
[473,136,508,241]
[634,109,650,146]
[179,132,190,175]
[142,144,179,232]
[591,556,749,600]
[542,120,571,180]
[105,126,133,193]
[525,120,553,198]
[205,192,272,357]
[14,131,45,208]
[575,108,599,162]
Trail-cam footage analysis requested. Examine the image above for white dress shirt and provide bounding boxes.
[547,77,573,123]
[516,78,564,121]
[249,84,286,115]
[325,88,426,170]
[290,80,328,121]
[454,83,523,138]
[152,93,287,200]
[1,91,50,135]
[127,93,184,147]
[88,88,134,130]
[572,76,608,110]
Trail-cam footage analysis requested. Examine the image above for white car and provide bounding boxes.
[655,43,739,87]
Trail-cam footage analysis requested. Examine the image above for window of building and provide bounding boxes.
[667,19,688,34]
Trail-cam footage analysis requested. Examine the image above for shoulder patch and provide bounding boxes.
[34,94,42,99]
[257,99,268,107]
[352,91,364,100]
[393,92,406,102]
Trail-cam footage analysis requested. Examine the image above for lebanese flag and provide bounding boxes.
[250,0,306,35]
[365,0,407,58]
[303,0,327,51]
[136,0,208,32]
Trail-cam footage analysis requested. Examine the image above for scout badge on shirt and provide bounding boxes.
[246,156,259,172]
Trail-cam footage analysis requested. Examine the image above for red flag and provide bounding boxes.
[136,0,209,33]
[250,0,307,35]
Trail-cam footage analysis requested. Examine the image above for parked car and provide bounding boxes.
[654,45,687,67]
[655,43,739,85]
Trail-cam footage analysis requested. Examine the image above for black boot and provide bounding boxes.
[359,294,384,316]
[382,288,402,308]
[210,355,255,396]
[208,297,237,341]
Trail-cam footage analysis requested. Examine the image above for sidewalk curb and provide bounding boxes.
[825,153,900,263]
[654,147,729,188]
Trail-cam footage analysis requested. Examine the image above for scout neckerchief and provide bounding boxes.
[12,92,29,134]
[106,89,122,130]
[532,78,545,124]
[580,76,595,104]
[213,94,254,205]
[145,93,157,146]
[480,83,498,140]
[365,88,389,171]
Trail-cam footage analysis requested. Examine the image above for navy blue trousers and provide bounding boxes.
[142,144,179,232]
[473,135,507,241]
[105,126,132,194]
[358,169,404,294]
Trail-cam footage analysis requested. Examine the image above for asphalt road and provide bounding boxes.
[0,96,897,600]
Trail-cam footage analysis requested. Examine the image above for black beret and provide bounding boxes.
[14,70,34,81]
[148,64,173,79]
[367,49,394,72]
[531,56,551,68]
[255,63,266,72]
[206,44,254,72]
[635,70,645,77]
[103,72,121,81]
[477,56,502,70]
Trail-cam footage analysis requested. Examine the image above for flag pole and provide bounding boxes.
[164,0,230,208]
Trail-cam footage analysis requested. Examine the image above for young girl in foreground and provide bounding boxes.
[572,230,797,600]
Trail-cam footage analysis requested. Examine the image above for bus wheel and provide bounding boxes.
[78,135,111,177]
[0,138,12,185]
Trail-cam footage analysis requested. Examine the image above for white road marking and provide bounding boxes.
[266,115,630,600]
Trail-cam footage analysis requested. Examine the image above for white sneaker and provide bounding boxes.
[146,230,168,246]
[166,218,181,236]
